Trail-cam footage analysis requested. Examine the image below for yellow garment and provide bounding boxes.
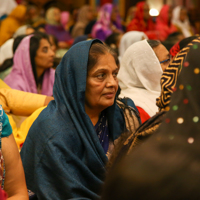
[0,79,10,89]
[0,84,47,149]
[0,5,27,46]
[7,106,46,149]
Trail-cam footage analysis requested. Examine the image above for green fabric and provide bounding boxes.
[0,105,12,137]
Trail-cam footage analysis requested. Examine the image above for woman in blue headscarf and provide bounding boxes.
[20,39,140,199]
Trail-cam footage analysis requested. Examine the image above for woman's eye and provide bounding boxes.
[113,72,118,77]
[42,47,48,53]
[97,74,105,79]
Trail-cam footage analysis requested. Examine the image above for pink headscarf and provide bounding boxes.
[60,11,70,28]
[4,35,55,96]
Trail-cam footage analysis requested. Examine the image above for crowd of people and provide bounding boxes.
[0,0,199,199]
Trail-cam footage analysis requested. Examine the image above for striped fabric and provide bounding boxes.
[156,37,200,111]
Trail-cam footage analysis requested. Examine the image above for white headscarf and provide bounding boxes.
[119,31,148,60]
[118,40,163,117]
[172,6,192,38]
[0,38,14,65]
[13,25,29,38]
[0,0,17,17]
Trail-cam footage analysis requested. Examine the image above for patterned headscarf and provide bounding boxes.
[156,37,200,111]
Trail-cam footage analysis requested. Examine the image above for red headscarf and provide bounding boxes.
[127,1,157,39]
[156,5,177,41]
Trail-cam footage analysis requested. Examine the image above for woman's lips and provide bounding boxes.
[103,92,115,99]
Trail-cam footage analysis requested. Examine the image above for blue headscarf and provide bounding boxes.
[21,39,134,199]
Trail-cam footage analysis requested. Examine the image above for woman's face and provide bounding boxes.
[111,7,119,22]
[179,8,187,22]
[35,38,55,70]
[54,8,61,23]
[153,44,170,71]
[168,7,172,21]
[87,7,94,21]
[85,53,119,112]
[143,3,150,21]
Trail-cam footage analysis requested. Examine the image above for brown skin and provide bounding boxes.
[168,7,173,23]
[35,38,55,78]
[3,134,28,200]
[85,53,119,125]
[153,44,170,71]
[143,3,150,21]
[180,8,187,22]
[53,8,61,24]
[87,7,94,21]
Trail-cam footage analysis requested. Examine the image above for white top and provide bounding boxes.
[0,0,17,17]
[118,39,163,117]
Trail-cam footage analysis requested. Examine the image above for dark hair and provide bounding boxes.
[162,32,184,50]
[147,40,161,49]
[0,35,26,72]
[87,42,119,72]
[30,31,50,86]
[105,33,121,56]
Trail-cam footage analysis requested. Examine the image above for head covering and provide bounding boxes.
[60,11,70,28]
[71,5,92,38]
[13,25,29,38]
[91,3,122,41]
[45,7,60,25]
[172,6,192,38]
[0,38,14,65]
[156,37,200,111]
[126,1,157,39]
[118,40,163,117]
[118,31,148,60]
[20,39,129,199]
[156,5,177,41]
[4,35,55,96]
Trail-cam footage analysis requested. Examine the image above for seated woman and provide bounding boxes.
[127,1,158,39]
[71,5,94,39]
[0,105,28,200]
[20,40,141,199]
[172,6,194,38]
[92,3,123,42]
[156,5,178,41]
[45,7,72,48]
[118,40,170,123]
[4,32,55,96]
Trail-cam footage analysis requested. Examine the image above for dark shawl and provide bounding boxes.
[102,42,200,200]
[20,39,132,200]
[156,36,200,111]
